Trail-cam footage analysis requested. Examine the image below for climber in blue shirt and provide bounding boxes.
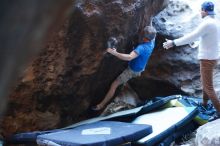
[129,40,155,72]
[92,26,156,111]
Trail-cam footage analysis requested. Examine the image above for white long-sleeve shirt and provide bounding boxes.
[174,16,220,60]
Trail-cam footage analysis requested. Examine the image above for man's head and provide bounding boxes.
[143,26,156,42]
[201,1,215,18]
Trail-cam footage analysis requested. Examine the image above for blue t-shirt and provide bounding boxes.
[128,40,155,72]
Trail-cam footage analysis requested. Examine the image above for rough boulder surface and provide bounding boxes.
[1,0,171,137]
[2,0,220,140]
[196,119,220,146]
[151,0,220,97]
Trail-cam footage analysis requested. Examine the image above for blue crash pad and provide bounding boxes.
[37,121,152,146]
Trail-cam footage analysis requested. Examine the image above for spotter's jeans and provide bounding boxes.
[200,59,220,113]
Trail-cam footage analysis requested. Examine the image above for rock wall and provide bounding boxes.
[6,0,220,139]
[196,119,220,146]
[1,0,170,137]
[148,0,220,97]
[0,0,72,117]
[0,0,73,137]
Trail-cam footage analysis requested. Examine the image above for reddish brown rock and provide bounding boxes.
[1,0,170,137]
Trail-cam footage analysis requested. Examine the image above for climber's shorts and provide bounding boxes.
[117,67,141,85]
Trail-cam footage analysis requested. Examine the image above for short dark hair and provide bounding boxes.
[143,26,157,40]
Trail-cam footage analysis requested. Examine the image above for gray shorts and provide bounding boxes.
[117,68,141,85]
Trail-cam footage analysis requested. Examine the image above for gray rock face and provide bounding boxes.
[154,0,220,38]
[149,0,220,97]
[154,0,198,38]
[196,119,220,146]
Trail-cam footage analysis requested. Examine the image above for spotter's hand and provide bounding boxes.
[163,39,174,49]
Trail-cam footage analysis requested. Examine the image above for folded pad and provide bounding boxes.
[37,121,152,146]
